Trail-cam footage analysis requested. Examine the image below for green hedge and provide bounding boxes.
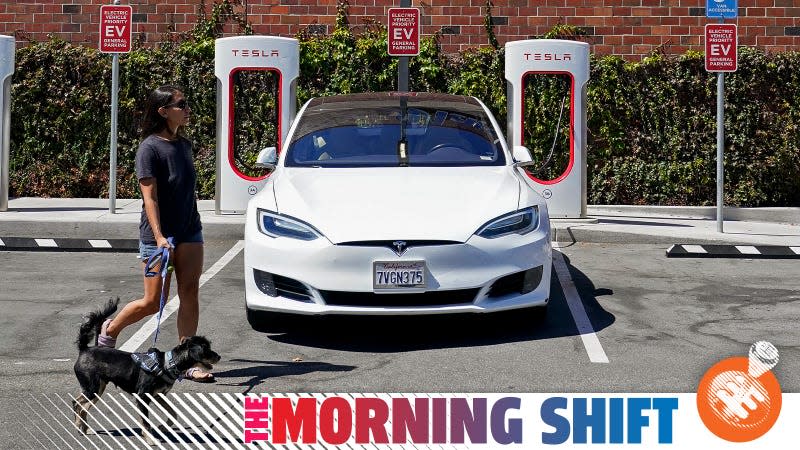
[8,32,800,206]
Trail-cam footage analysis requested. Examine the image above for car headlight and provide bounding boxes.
[475,206,539,239]
[257,209,322,241]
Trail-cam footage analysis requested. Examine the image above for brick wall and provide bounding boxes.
[1,0,798,60]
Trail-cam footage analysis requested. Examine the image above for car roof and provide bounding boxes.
[306,92,483,109]
[293,92,494,141]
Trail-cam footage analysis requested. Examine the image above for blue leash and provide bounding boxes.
[144,237,174,346]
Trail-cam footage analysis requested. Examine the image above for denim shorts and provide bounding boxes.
[139,230,204,260]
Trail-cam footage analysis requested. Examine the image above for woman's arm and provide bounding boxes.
[139,177,171,249]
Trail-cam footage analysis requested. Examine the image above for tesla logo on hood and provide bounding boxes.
[392,241,408,256]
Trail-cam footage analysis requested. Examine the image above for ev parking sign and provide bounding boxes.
[388,7,420,56]
[99,5,133,53]
[705,24,737,72]
[706,0,737,19]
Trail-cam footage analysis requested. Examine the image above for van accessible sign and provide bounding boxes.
[99,5,133,53]
[706,0,737,19]
[388,7,420,56]
[705,24,737,72]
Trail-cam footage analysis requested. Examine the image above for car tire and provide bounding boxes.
[246,307,297,333]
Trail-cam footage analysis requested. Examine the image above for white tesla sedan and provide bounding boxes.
[244,92,551,331]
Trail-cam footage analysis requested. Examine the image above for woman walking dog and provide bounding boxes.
[98,85,213,382]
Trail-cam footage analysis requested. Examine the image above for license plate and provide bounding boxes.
[373,261,426,290]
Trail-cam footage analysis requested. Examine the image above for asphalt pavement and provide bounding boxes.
[0,197,798,251]
[2,197,798,447]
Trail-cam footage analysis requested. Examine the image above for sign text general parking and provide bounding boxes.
[705,24,737,72]
[99,5,133,53]
[388,7,420,57]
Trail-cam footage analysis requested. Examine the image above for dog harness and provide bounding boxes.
[131,350,182,382]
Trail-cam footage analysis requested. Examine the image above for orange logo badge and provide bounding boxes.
[696,341,781,442]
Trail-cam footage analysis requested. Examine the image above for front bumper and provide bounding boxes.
[244,217,552,316]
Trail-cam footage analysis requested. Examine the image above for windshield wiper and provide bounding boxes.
[397,97,409,166]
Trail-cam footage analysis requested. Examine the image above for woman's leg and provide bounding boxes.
[173,241,212,381]
[105,264,171,339]
[173,241,203,341]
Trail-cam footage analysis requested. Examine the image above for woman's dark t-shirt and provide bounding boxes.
[135,134,202,244]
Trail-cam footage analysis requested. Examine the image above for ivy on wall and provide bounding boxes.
[7,1,799,207]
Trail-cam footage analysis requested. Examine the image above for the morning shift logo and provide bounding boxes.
[696,341,782,442]
[243,396,526,445]
[242,394,680,446]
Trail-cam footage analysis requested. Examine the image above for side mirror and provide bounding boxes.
[255,147,278,170]
[512,145,535,168]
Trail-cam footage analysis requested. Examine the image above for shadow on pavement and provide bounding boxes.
[97,427,237,445]
[265,253,615,353]
[599,218,693,227]
[9,207,107,213]
[214,360,356,394]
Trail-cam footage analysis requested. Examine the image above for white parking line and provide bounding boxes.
[119,240,245,352]
[552,244,609,363]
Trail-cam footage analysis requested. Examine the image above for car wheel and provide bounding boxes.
[246,307,297,333]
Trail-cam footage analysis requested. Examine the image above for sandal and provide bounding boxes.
[97,319,117,348]
[185,367,215,383]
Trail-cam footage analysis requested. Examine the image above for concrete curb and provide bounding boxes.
[0,237,138,252]
[589,205,800,225]
[666,244,800,259]
[1,198,798,247]
[0,221,245,241]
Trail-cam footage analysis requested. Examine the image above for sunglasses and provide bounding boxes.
[163,99,188,110]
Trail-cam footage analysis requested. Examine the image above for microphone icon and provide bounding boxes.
[748,341,779,379]
[697,341,783,442]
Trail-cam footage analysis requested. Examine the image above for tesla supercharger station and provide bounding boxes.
[0,36,14,212]
[505,39,589,219]
[215,36,299,214]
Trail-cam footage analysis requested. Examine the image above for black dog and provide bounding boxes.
[73,298,220,444]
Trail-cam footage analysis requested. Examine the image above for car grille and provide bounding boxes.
[336,240,461,254]
[253,269,313,302]
[337,240,461,246]
[487,266,543,298]
[320,288,480,307]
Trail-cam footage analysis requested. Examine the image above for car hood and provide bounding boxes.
[269,167,520,243]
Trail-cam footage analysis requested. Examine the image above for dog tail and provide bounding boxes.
[77,298,119,351]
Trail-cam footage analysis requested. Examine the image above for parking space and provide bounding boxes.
[555,242,799,392]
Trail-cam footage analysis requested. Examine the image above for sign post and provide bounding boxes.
[705,0,737,233]
[99,1,132,214]
[388,3,419,92]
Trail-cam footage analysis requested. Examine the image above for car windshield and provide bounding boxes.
[285,101,506,167]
